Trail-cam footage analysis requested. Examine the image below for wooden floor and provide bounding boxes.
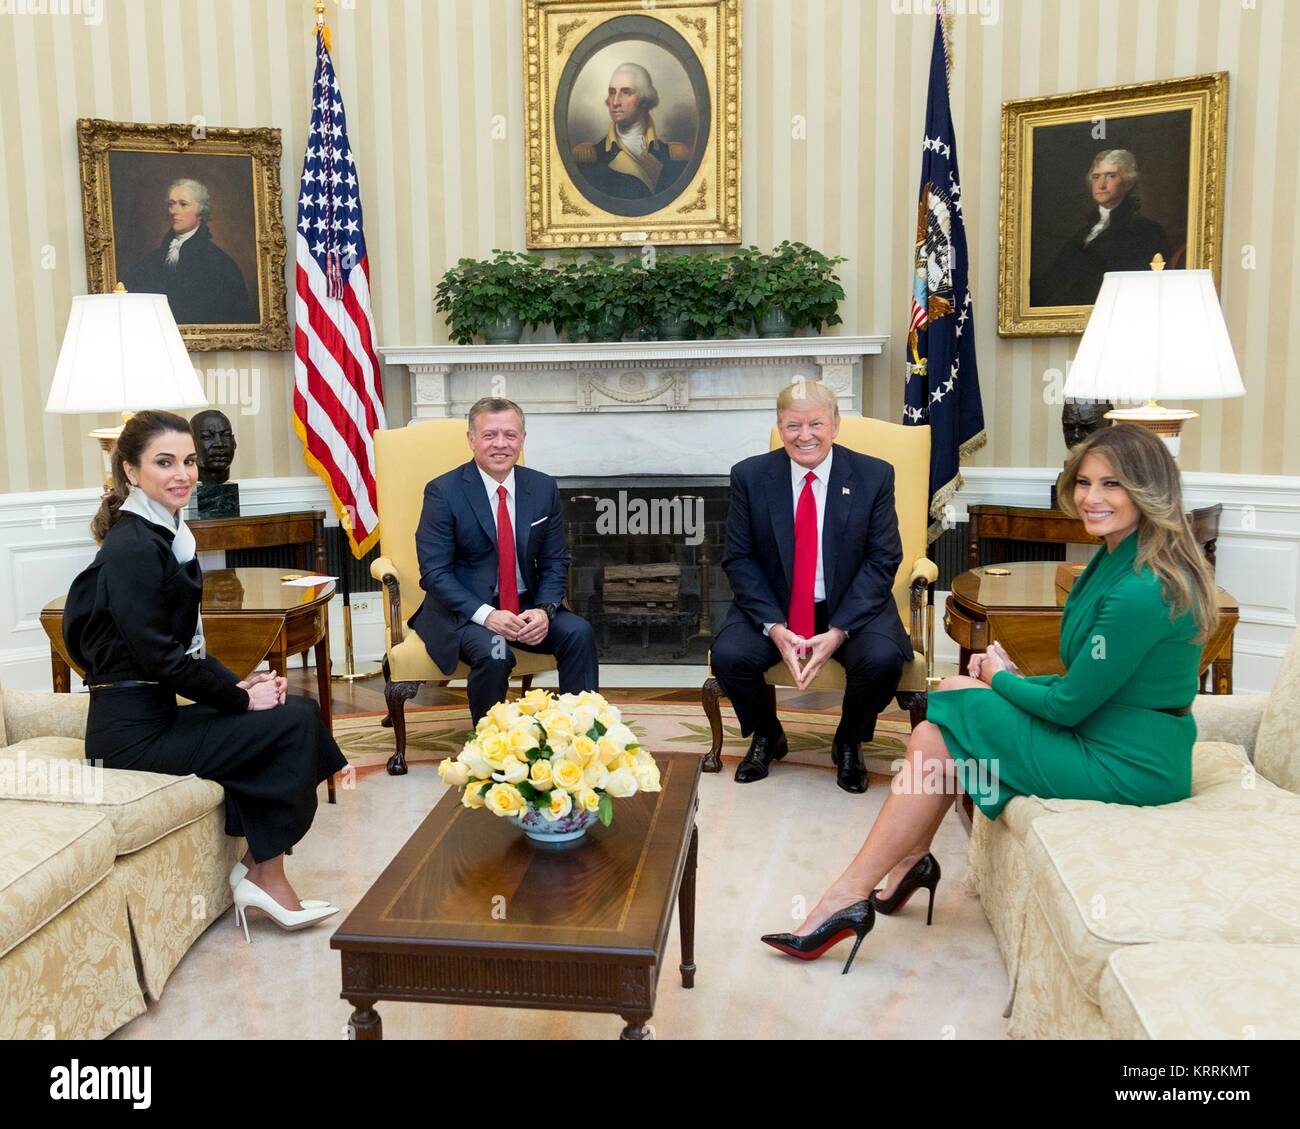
[281,658,863,718]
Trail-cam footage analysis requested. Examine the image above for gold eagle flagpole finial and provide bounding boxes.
[313,0,332,53]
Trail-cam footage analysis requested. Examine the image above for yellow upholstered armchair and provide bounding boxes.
[701,417,938,772]
[369,420,556,776]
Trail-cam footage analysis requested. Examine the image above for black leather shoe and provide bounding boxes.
[735,732,788,783]
[835,742,868,793]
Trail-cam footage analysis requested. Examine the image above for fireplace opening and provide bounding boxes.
[560,478,732,665]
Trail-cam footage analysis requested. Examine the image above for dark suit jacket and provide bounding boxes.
[721,445,912,662]
[120,222,257,325]
[1033,195,1171,307]
[63,512,248,713]
[409,461,570,675]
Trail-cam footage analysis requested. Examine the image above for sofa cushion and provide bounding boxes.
[1025,805,1300,1006]
[0,685,88,746]
[996,739,1259,845]
[0,803,116,958]
[1100,942,1300,1039]
[0,755,225,855]
[1,736,85,761]
[1254,626,1300,794]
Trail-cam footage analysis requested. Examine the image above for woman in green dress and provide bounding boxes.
[760,423,1220,973]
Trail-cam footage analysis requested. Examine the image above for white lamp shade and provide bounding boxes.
[1063,270,1245,403]
[45,293,208,414]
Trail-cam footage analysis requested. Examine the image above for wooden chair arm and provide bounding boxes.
[370,556,404,646]
[908,557,938,655]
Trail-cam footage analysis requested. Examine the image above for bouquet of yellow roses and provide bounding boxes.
[437,689,660,836]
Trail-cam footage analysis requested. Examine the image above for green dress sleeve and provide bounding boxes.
[990,578,1167,727]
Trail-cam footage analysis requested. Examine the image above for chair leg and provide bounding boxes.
[701,677,725,773]
[896,690,928,729]
[383,657,420,776]
[521,675,534,694]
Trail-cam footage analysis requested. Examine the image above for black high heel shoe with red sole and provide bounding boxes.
[870,853,941,925]
[760,899,876,974]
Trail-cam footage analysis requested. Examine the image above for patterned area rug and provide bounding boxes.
[334,702,913,774]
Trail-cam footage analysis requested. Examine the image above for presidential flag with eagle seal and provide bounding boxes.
[903,8,986,543]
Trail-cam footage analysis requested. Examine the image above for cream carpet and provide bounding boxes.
[110,725,1011,1040]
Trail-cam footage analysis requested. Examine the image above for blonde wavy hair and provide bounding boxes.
[1057,423,1218,642]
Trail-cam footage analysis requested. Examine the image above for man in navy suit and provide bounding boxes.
[712,382,910,792]
[409,397,598,722]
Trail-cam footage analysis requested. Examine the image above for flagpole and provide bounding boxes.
[331,522,381,683]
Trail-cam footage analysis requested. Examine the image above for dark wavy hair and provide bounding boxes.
[90,410,194,544]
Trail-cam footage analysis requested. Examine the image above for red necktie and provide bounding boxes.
[788,471,817,638]
[496,485,519,614]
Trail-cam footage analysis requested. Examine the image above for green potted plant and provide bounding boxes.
[776,240,848,335]
[726,241,848,337]
[552,253,648,342]
[434,249,553,345]
[644,251,712,340]
[724,245,779,336]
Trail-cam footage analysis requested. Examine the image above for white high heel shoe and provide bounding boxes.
[232,878,338,943]
[229,862,332,910]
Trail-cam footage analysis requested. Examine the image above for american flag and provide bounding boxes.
[293,27,386,558]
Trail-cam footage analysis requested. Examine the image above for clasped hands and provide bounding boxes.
[485,607,550,647]
[238,669,288,711]
[967,641,1021,685]
[771,623,846,691]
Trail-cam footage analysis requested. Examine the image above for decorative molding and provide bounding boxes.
[381,335,888,369]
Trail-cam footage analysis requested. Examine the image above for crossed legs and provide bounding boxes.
[794,674,989,936]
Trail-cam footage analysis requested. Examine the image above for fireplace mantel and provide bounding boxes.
[379,335,889,476]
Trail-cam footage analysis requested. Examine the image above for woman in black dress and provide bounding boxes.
[63,410,347,940]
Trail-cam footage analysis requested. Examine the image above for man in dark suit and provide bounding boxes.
[409,397,598,722]
[1033,149,1171,307]
[711,382,911,793]
[120,178,257,324]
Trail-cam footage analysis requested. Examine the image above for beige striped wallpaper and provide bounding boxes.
[0,0,1295,495]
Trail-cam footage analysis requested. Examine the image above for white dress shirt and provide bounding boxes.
[166,224,200,266]
[471,464,528,627]
[764,448,832,635]
[1083,204,1113,246]
[616,121,648,156]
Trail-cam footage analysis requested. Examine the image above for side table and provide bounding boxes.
[967,503,1222,571]
[943,562,1238,694]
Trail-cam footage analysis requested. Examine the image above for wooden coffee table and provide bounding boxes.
[330,751,702,1040]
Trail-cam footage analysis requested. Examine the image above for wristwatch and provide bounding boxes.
[540,602,559,621]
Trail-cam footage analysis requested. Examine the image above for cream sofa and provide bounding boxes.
[0,681,242,1039]
[966,626,1300,1039]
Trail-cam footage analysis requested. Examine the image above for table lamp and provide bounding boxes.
[1062,263,1245,456]
[45,287,209,488]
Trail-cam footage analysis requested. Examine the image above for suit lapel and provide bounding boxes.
[462,462,498,546]
[821,446,853,600]
[764,453,795,589]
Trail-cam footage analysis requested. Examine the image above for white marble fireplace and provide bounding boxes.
[379,336,888,477]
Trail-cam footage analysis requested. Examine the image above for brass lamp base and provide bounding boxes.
[90,413,133,491]
[1105,401,1198,457]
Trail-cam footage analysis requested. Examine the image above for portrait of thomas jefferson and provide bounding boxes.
[119,177,258,325]
[571,62,693,203]
[1032,149,1174,308]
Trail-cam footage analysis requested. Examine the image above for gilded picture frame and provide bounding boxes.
[77,118,291,352]
[997,72,1228,337]
[523,0,740,247]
